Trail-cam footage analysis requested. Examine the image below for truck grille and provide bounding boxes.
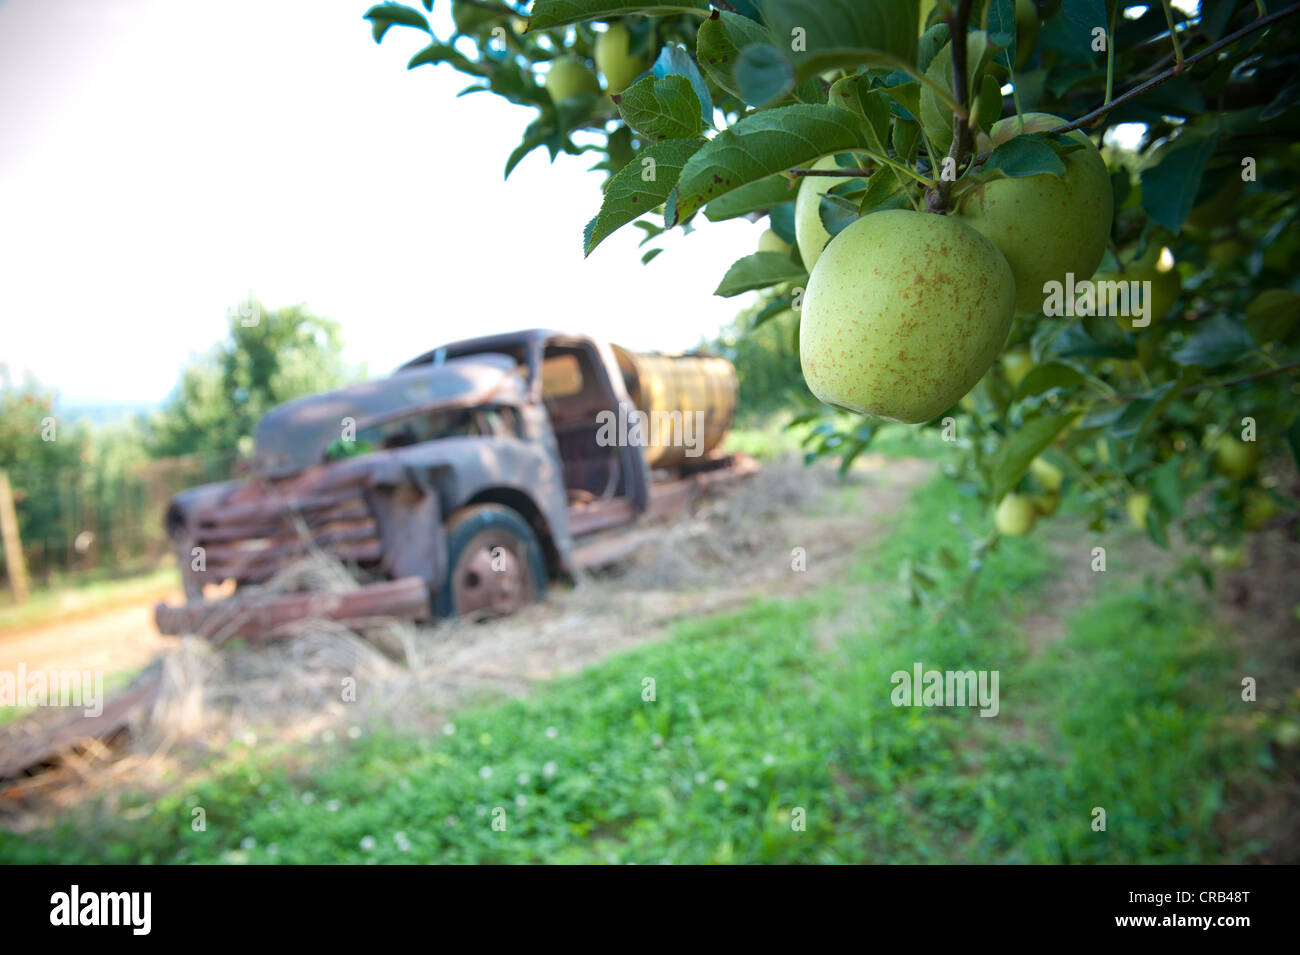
[190,471,381,586]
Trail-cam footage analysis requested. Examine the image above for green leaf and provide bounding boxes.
[827,77,892,155]
[702,174,796,221]
[1288,416,1300,472]
[669,104,869,225]
[713,252,808,297]
[528,1,711,31]
[758,0,919,80]
[408,41,479,73]
[734,43,796,106]
[981,136,1067,179]
[993,412,1080,501]
[857,168,909,216]
[986,0,1018,71]
[1140,132,1219,234]
[1170,314,1254,368]
[364,3,431,42]
[1013,361,1085,400]
[753,294,795,328]
[818,192,862,238]
[1245,289,1300,345]
[584,138,705,255]
[697,10,769,102]
[971,73,1003,135]
[918,22,950,73]
[1111,381,1177,440]
[1149,457,1184,518]
[651,43,714,125]
[616,74,703,141]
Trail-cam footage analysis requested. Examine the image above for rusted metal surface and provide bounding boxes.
[153,576,431,639]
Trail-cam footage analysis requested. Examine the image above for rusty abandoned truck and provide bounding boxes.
[154,329,748,637]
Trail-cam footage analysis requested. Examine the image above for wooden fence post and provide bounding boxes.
[0,469,31,604]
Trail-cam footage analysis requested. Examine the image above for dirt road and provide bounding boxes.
[0,594,180,681]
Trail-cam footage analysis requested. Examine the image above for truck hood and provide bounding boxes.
[252,353,524,477]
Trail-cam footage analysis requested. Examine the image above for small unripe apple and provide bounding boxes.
[1212,434,1260,480]
[595,23,645,94]
[794,155,846,272]
[1210,544,1247,569]
[957,113,1113,316]
[1030,456,1063,493]
[1186,176,1245,231]
[544,57,600,102]
[1209,238,1249,266]
[1001,347,1034,389]
[1101,245,1181,332]
[1243,488,1279,530]
[996,493,1037,536]
[1127,492,1151,530]
[1032,491,1060,517]
[758,228,792,256]
[799,209,1016,423]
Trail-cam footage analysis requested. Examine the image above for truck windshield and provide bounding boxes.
[323,406,520,461]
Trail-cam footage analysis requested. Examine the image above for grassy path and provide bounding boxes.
[0,475,1269,863]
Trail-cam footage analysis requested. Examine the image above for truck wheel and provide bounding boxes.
[436,504,547,620]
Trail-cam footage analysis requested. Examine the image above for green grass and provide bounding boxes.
[0,566,178,632]
[0,479,1263,863]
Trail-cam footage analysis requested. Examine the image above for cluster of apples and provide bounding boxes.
[541,22,648,103]
[797,113,1114,424]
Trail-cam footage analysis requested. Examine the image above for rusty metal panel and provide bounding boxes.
[154,576,431,639]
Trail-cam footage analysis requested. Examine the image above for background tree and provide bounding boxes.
[146,303,354,460]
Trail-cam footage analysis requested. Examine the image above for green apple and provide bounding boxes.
[1001,347,1034,389]
[1100,244,1181,332]
[1212,434,1260,480]
[1032,491,1060,517]
[1127,492,1151,530]
[758,228,792,256]
[996,493,1037,536]
[799,209,1016,423]
[452,0,500,34]
[1030,456,1063,493]
[595,23,645,94]
[1209,238,1249,266]
[1210,544,1247,569]
[956,113,1113,316]
[1186,176,1245,231]
[794,155,847,272]
[544,57,600,102]
[1243,488,1279,531]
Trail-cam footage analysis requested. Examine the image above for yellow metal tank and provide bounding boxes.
[611,345,738,470]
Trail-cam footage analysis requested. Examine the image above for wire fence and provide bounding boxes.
[0,453,236,589]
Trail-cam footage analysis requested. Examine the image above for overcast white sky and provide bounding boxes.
[0,0,759,408]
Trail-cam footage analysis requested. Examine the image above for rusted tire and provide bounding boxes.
[435,504,546,620]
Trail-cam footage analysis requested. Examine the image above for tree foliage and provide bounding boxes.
[366,0,1300,581]
[146,303,353,460]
